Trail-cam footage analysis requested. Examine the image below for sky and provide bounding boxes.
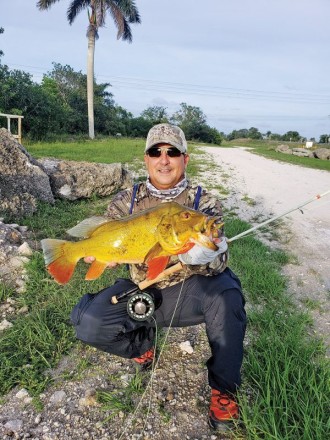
[1,0,330,140]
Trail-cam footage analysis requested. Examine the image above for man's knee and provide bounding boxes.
[221,289,246,324]
[70,281,131,347]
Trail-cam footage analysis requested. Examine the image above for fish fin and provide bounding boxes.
[47,259,76,285]
[146,256,170,280]
[177,242,195,254]
[41,238,78,284]
[85,260,108,281]
[41,238,66,265]
[66,216,109,238]
[144,242,166,262]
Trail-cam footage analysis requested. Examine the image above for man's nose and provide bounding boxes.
[159,151,170,163]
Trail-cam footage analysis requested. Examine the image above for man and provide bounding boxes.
[71,123,246,431]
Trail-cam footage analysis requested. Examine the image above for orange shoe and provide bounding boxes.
[208,389,239,430]
[133,348,155,370]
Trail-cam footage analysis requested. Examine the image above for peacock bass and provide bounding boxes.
[41,202,221,285]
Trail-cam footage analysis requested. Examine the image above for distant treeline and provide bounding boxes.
[0,61,329,144]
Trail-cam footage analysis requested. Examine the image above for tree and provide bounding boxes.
[140,106,169,125]
[247,127,262,140]
[43,62,117,135]
[171,102,206,139]
[282,131,300,142]
[170,103,222,144]
[37,0,141,139]
[319,134,330,143]
[0,27,4,58]
[227,128,249,141]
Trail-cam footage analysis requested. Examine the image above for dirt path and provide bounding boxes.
[202,146,330,352]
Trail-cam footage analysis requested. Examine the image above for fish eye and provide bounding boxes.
[180,212,191,220]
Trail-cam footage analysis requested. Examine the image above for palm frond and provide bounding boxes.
[108,3,125,40]
[38,0,140,40]
[111,0,141,23]
[67,0,91,24]
[37,0,61,10]
[109,1,139,41]
[96,1,107,28]
[121,19,133,41]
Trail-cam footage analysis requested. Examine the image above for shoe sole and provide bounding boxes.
[208,417,236,431]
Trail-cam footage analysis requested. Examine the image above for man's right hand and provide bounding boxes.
[84,256,118,268]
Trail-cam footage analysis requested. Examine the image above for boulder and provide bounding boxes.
[310,148,330,160]
[292,148,311,157]
[0,220,30,292]
[38,158,133,201]
[0,129,54,217]
[275,144,292,154]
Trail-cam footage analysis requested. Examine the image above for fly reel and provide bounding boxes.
[127,291,155,321]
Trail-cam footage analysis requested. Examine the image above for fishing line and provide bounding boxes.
[118,267,189,440]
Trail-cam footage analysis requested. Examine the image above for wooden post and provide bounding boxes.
[0,113,24,143]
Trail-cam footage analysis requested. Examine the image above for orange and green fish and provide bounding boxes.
[41,202,221,285]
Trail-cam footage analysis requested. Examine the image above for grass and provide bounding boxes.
[1,138,329,439]
[97,368,145,422]
[25,137,146,165]
[225,220,329,440]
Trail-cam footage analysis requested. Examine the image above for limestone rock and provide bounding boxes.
[275,144,292,154]
[179,340,194,354]
[0,319,13,331]
[0,221,30,290]
[39,158,133,201]
[292,148,311,157]
[0,128,54,217]
[311,148,330,160]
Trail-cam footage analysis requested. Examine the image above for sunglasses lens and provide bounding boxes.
[147,147,182,157]
[147,148,162,157]
[167,148,182,157]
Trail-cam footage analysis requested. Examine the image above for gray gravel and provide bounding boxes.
[0,326,234,440]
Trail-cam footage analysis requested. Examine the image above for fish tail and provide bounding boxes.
[41,239,78,285]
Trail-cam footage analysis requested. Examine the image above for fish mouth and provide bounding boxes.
[193,217,223,250]
[202,217,222,236]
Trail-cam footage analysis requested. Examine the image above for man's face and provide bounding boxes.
[144,142,189,190]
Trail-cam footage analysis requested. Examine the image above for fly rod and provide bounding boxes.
[227,189,330,243]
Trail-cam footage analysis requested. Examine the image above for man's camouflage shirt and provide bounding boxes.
[106,181,228,289]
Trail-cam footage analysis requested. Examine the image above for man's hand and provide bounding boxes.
[178,237,228,265]
[84,256,118,268]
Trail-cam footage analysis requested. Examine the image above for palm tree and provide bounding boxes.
[37,0,141,139]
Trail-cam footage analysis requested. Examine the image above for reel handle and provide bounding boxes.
[110,262,184,304]
[111,286,139,304]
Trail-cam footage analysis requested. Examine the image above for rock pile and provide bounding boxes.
[39,158,132,201]
[0,129,54,217]
[275,143,330,159]
[0,128,133,293]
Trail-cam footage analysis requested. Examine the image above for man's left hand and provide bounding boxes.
[178,238,228,265]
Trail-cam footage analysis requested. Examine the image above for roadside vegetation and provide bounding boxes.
[0,140,328,440]
[26,137,330,173]
[221,139,330,172]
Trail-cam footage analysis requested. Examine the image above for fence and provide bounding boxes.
[0,113,24,144]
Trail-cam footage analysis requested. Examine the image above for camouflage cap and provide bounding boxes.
[145,123,187,153]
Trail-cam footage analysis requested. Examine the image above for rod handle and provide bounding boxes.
[138,262,184,290]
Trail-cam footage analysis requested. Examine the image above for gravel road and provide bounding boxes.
[203,146,330,350]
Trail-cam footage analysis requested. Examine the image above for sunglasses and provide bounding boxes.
[147,147,183,158]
